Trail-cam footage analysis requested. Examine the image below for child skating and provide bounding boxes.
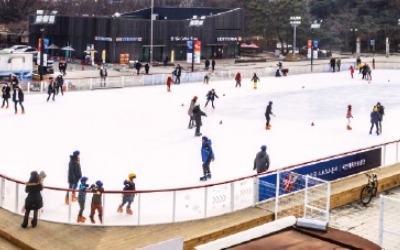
[117,173,136,215]
[346,105,353,130]
[77,176,90,223]
[89,180,104,224]
[251,73,260,89]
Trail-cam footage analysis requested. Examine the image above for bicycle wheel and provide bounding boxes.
[360,185,374,205]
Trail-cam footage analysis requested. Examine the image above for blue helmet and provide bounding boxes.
[95,180,103,188]
[80,176,88,183]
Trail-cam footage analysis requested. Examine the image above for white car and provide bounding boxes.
[0,45,30,53]
[13,47,38,54]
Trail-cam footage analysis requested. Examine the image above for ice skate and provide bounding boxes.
[22,110,25,115]
[206,173,212,179]
[99,216,103,224]
[65,195,69,205]
[200,175,207,181]
[71,194,78,202]
[369,130,372,135]
[77,216,86,223]
[266,124,271,130]
[195,133,202,137]
[126,207,133,215]
[117,205,123,213]
[89,216,95,224]
[1,104,3,108]
[347,125,352,130]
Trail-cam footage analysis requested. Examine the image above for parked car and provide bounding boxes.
[0,45,30,53]
[0,73,12,85]
[13,47,38,54]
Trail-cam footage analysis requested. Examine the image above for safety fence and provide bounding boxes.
[378,195,400,250]
[1,140,400,227]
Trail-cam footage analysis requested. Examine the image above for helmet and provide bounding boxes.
[95,180,103,187]
[80,176,88,183]
[128,173,136,179]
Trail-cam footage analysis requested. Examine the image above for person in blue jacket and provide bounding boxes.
[369,106,380,135]
[200,136,215,181]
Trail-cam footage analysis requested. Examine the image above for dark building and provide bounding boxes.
[29,7,244,64]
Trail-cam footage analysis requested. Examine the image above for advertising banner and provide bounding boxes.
[194,40,201,64]
[186,40,193,63]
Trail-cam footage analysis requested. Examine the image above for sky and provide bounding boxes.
[2,68,400,192]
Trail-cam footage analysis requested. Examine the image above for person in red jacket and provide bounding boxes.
[235,72,242,87]
[166,75,173,92]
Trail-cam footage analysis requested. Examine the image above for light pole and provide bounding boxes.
[290,16,301,54]
[350,28,358,54]
[34,10,58,81]
[310,20,322,72]
[189,15,205,72]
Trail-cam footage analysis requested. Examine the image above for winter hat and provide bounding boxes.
[39,171,47,179]
[268,101,273,105]
[202,136,208,141]
[72,150,80,157]
[128,173,136,179]
[95,180,103,188]
[193,96,198,100]
[261,145,267,151]
[373,106,378,112]
[348,104,352,109]
[81,176,88,183]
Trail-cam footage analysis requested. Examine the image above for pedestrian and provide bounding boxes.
[349,65,354,79]
[251,73,260,89]
[192,101,207,137]
[211,59,216,72]
[205,88,219,109]
[372,58,375,70]
[12,86,25,114]
[253,145,270,174]
[369,106,380,135]
[135,61,142,75]
[99,65,107,87]
[174,64,182,84]
[235,72,242,87]
[46,77,56,102]
[89,180,104,224]
[1,83,11,108]
[166,75,173,92]
[117,173,136,215]
[365,64,372,82]
[188,96,198,129]
[21,171,43,228]
[200,136,215,181]
[77,176,90,223]
[55,73,64,95]
[21,171,46,214]
[346,104,353,130]
[336,58,341,72]
[203,71,211,84]
[329,57,336,72]
[144,63,150,74]
[205,59,210,70]
[163,56,168,67]
[10,74,19,90]
[265,101,274,130]
[376,102,385,134]
[66,150,82,205]
[277,62,283,70]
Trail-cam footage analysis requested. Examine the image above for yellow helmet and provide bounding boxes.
[128,173,136,179]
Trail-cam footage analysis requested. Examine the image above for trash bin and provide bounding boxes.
[129,60,135,68]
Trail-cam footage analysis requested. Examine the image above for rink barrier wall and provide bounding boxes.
[16,60,400,94]
[1,140,400,227]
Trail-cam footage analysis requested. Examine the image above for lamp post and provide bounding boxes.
[289,16,301,54]
[310,20,322,72]
[189,15,205,72]
[34,10,58,81]
[350,28,358,54]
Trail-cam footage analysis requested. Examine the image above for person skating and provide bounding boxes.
[376,102,385,134]
[89,180,104,224]
[166,75,173,92]
[192,101,207,137]
[55,73,64,95]
[47,77,56,102]
[10,74,19,90]
[117,173,136,215]
[173,64,182,84]
[1,83,11,108]
[99,65,107,87]
[205,89,219,109]
[187,96,198,129]
[200,136,215,181]
[265,101,274,130]
[135,61,142,75]
[211,59,216,72]
[251,73,260,89]
[77,176,90,223]
[253,145,270,174]
[12,86,25,114]
[349,65,354,79]
[21,171,43,228]
[369,106,380,135]
[66,150,82,205]
[235,72,242,87]
[346,104,353,130]
[203,71,211,84]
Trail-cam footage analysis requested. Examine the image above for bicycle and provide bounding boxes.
[360,173,378,205]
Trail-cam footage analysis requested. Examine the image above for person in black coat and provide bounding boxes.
[47,77,56,102]
[370,106,380,135]
[329,57,336,72]
[21,171,43,228]
[135,61,142,75]
[205,89,219,109]
[66,150,83,204]
[55,74,64,95]
[144,63,150,74]
[265,101,274,130]
[1,83,11,108]
[192,101,207,137]
[12,86,24,114]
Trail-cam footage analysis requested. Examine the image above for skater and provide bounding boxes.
[173,64,182,84]
[211,59,216,72]
[336,58,341,72]
[329,57,336,72]
[235,72,242,87]
[47,77,56,102]
[346,105,353,130]
[77,176,90,223]
[166,75,173,92]
[10,74,19,90]
[187,96,198,129]
[192,101,207,136]
[205,89,219,109]
[253,145,270,174]
[203,71,211,84]
[21,171,43,228]
[349,65,355,79]
[12,86,25,114]
[89,180,104,224]
[200,136,215,181]
[144,63,150,74]
[66,150,82,205]
[376,102,385,134]
[55,73,64,95]
[275,69,281,77]
[365,64,372,82]
[21,171,46,214]
[1,83,11,108]
[251,73,260,89]
[265,101,274,130]
[117,173,136,215]
[135,61,142,75]
[369,106,380,135]
[99,65,107,87]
